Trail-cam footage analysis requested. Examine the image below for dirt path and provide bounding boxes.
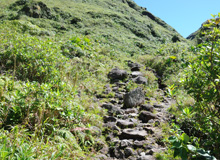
[94,61,175,160]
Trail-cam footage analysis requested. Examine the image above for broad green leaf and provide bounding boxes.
[180,148,188,160]
[168,136,178,143]
[173,141,181,148]
[187,144,196,152]
[181,133,190,144]
[174,148,181,158]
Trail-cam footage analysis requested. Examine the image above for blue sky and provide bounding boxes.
[133,0,220,38]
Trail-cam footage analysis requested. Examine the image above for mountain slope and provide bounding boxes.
[1,0,187,55]
[0,0,192,159]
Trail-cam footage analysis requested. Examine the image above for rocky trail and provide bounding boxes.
[94,61,175,160]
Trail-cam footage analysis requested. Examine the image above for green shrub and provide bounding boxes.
[0,21,66,83]
[179,14,220,159]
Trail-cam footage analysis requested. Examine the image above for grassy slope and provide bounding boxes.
[0,0,192,159]
[1,0,188,55]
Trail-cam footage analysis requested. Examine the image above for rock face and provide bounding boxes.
[19,2,52,19]
[95,63,176,159]
[123,87,145,108]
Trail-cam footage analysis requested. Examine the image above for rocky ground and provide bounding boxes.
[94,61,175,160]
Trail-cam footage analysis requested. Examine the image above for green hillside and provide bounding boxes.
[0,0,219,159]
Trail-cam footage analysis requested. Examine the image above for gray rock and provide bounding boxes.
[103,116,117,123]
[127,61,143,71]
[113,147,124,159]
[131,71,143,78]
[115,82,127,87]
[103,122,116,129]
[93,154,108,160]
[139,111,157,123]
[153,103,164,108]
[124,147,134,158]
[120,128,148,140]
[120,140,133,148]
[140,104,154,112]
[103,84,112,94]
[124,108,138,114]
[117,120,135,129]
[132,76,148,85]
[101,103,124,115]
[115,92,124,100]
[108,68,128,82]
[109,99,118,104]
[123,87,145,108]
[112,86,119,92]
[133,140,147,148]
[112,125,121,132]
[137,155,155,160]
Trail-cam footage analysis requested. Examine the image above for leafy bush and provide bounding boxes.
[179,14,220,159]
[0,21,66,83]
[168,127,216,160]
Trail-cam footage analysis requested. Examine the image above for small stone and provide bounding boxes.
[132,76,148,85]
[120,128,148,140]
[115,93,124,100]
[124,147,134,158]
[103,84,112,94]
[112,125,121,132]
[113,147,124,159]
[103,116,117,123]
[128,113,138,118]
[140,104,154,112]
[109,99,118,104]
[120,140,133,148]
[127,61,143,71]
[139,111,157,123]
[101,103,124,115]
[153,103,164,108]
[144,127,154,134]
[117,120,135,129]
[131,71,143,78]
[133,140,147,148]
[124,108,138,114]
[112,86,119,92]
[94,154,108,160]
[137,155,155,160]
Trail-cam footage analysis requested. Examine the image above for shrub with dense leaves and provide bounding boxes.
[177,14,220,159]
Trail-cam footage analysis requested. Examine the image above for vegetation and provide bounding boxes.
[0,0,219,159]
[167,15,220,160]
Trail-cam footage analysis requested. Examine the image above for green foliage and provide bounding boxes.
[180,14,220,158]
[61,36,94,58]
[0,21,66,83]
[168,125,216,160]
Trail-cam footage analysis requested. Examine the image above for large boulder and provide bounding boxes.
[123,87,145,108]
[108,68,128,82]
